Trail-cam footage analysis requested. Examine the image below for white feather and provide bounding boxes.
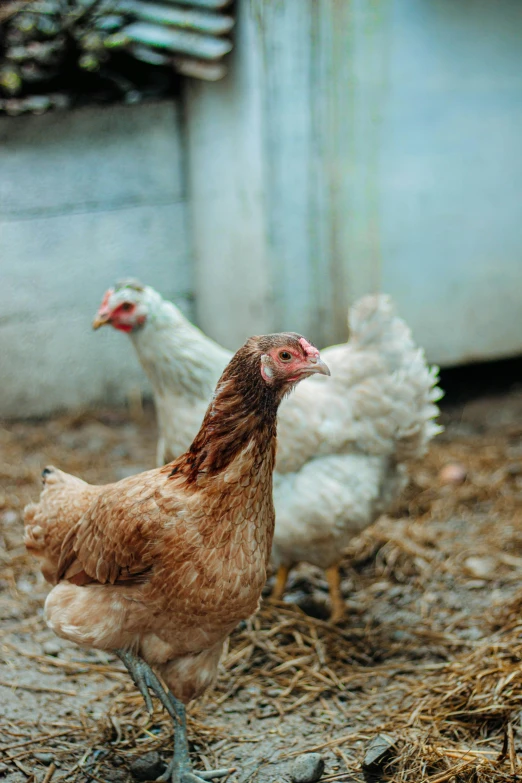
[109,285,442,571]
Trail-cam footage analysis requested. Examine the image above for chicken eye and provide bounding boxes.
[121,302,133,312]
[279,351,292,362]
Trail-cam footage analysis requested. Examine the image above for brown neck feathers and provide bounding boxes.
[167,343,281,484]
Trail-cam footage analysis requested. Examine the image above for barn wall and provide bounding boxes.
[0,101,192,418]
[186,0,522,365]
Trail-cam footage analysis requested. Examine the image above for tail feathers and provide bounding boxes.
[349,345,443,461]
[342,296,443,461]
[348,294,418,364]
[23,466,96,585]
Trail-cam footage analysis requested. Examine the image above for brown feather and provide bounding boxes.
[25,333,316,704]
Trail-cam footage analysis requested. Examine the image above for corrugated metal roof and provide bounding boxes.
[0,0,234,113]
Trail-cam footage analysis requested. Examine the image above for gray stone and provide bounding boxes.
[42,640,62,656]
[290,753,325,783]
[362,734,396,771]
[104,769,129,783]
[129,752,166,781]
[34,753,54,765]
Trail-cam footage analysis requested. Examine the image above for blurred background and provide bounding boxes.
[2,4,522,781]
[1,0,521,418]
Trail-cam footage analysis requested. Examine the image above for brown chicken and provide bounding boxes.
[24,333,329,783]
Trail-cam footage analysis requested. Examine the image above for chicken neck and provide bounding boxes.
[167,341,282,484]
[130,297,228,399]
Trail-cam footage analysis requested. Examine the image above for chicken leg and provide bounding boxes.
[269,564,290,603]
[325,564,345,624]
[116,651,232,783]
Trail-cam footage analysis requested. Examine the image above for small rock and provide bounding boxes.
[223,703,250,713]
[237,686,260,702]
[459,626,482,641]
[42,640,62,656]
[290,753,325,783]
[104,769,129,783]
[465,579,487,589]
[362,734,396,771]
[439,462,467,485]
[34,753,54,765]
[0,762,9,774]
[391,629,412,642]
[464,556,496,579]
[129,752,166,781]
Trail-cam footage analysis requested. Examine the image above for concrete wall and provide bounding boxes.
[0,101,192,418]
[187,0,522,365]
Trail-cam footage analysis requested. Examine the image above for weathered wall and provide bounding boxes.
[187,0,522,365]
[0,101,192,418]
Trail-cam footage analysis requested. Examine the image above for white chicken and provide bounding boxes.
[94,282,442,621]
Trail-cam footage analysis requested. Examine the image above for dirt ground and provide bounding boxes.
[2,389,522,783]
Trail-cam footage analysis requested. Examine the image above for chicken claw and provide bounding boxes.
[159,694,235,783]
[116,652,233,783]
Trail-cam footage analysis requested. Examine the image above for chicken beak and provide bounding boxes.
[307,357,330,377]
[92,312,111,330]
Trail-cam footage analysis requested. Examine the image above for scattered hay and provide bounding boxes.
[1,394,522,781]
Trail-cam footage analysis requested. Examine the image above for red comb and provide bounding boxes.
[298,337,319,357]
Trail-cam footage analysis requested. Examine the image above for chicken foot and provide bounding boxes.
[116,651,233,783]
[159,695,234,783]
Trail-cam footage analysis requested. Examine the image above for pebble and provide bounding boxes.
[34,753,54,765]
[439,462,467,485]
[129,752,166,781]
[42,640,62,656]
[362,734,396,771]
[464,556,496,579]
[290,753,325,783]
[104,769,129,783]
[223,703,250,713]
[0,762,8,774]
[237,686,260,702]
[459,626,483,641]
